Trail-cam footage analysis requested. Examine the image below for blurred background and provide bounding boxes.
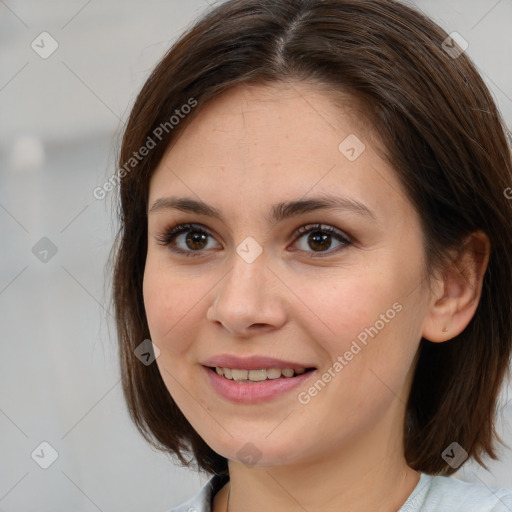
[0,1,511,510]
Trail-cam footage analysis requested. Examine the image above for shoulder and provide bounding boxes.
[427,475,512,511]
[401,473,512,512]
[165,473,229,512]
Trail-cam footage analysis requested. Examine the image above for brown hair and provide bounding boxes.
[111,0,512,476]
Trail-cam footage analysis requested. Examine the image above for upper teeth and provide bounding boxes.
[215,367,306,381]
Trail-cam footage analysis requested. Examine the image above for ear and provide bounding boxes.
[422,230,490,343]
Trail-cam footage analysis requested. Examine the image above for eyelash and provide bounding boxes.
[155,222,352,258]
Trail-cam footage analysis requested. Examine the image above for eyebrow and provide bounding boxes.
[148,194,377,223]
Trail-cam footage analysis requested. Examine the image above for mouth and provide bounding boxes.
[207,366,316,382]
[203,365,318,403]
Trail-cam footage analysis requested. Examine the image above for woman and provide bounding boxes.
[111,0,512,510]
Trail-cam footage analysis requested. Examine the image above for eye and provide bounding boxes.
[155,223,221,257]
[291,223,351,256]
[156,222,351,258]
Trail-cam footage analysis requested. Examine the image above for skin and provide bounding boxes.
[143,81,490,512]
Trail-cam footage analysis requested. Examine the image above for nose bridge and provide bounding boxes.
[220,249,267,310]
[208,247,287,334]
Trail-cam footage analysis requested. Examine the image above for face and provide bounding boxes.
[143,82,432,468]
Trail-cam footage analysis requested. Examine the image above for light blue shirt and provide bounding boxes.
[167,472,512,511]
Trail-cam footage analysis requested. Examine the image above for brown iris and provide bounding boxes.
[186,231,208,250]
[308,232,331,251]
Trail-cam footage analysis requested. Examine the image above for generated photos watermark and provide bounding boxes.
[93,97,197,200]
[298,301,403,405]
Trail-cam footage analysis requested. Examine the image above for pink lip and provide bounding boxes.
[201,354,315,371]
[202,365,317,403]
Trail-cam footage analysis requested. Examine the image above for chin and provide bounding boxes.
[208,434,308,468]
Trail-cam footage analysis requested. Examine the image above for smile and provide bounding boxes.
[213,367,308,382]
[204,365,317,403]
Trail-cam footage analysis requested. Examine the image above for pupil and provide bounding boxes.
[309,232,331,251]
[186,231,207,250]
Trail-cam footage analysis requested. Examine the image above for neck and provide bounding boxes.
[221,424,420,512]
[225,463,419,512]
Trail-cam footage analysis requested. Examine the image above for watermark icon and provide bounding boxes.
[32,237,58,263]
[93,97,197,200]
[338,134,366,161]
[441,32,468,59]
[298,301,403,405]
[31,441,59,469]
[31,32,59,59]
[134,339,161,365]
[504,187,512,200]
[236,442,263,467]
[236,236,263,263]
[442,441,468,469]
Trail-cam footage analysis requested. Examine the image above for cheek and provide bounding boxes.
[290,259,424,393]
[142,256,200,353]
[289,266,395,346]
[142,257,205,403]
[143,267,172,341]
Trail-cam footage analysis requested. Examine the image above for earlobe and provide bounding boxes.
[421,230,490,343]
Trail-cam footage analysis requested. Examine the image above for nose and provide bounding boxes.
[206,252,288,337]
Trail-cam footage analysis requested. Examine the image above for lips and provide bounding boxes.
[204,365,316,403]
[201,354,317,403]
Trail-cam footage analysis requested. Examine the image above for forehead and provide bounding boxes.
[148,82,413,223]
[165,81,371,161]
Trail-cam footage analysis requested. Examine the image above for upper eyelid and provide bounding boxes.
[165,222,347,238]
[295,223,350,240]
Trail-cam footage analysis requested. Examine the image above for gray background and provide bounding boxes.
[1,1,511,511]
